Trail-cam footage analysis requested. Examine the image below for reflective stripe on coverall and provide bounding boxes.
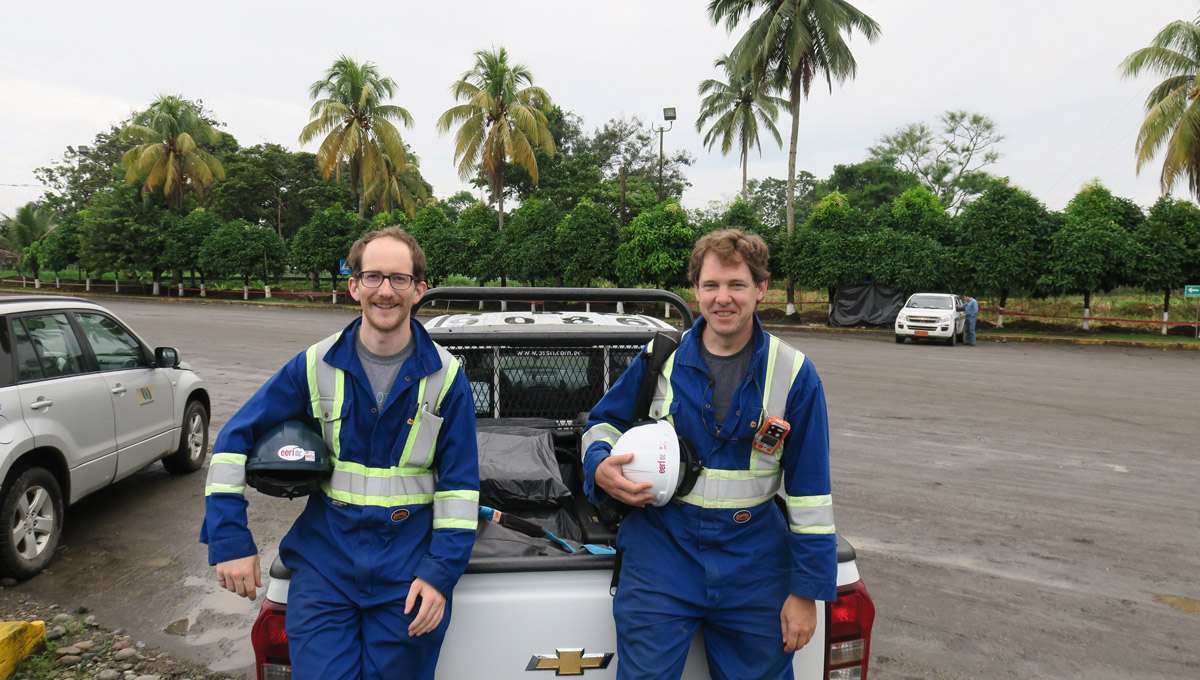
[200,316,479,680]
[583,316,836,679]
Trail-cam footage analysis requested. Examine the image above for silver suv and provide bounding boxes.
[0,295,210,579]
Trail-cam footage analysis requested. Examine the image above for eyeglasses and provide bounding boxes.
[357,271,417,290]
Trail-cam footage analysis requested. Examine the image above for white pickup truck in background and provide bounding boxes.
[894,292,966,345]
[250,288,876,680]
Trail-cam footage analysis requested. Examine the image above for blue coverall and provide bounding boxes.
[964,297,979,345]
[583,316,837,680]
[200,316,479,680]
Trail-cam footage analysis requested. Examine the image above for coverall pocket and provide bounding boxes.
[405,408,443,469]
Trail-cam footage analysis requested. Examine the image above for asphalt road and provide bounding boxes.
[4,298,1198,679]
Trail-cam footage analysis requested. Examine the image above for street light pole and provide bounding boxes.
[655,107,676,201]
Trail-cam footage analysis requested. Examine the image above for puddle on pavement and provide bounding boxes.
[179,574,260,672]
[1154,593,1200,613]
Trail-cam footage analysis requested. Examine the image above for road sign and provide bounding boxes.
[1186,285,1200,298]
[339,259,352,276]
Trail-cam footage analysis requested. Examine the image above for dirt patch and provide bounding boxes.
[1,588,237,679]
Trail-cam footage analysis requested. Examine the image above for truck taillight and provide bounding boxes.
[825,579,875,680]
[252,598,292,680]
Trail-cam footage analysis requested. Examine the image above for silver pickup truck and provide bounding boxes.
[249,288,875,680]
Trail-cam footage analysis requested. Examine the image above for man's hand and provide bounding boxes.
[405,578,446,637]
[215,554,262,601]
[780,595,817,652]
[595,453,654,507]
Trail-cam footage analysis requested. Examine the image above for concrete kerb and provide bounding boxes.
[3,287,1196,350]
[0,620,46,677]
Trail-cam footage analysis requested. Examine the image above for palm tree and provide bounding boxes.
[1120,16,1200,201]
[696,55,788,201]
[300,55,414,218]
[0,203,57,279]
[119,94,225,210]
[366,144,433,217]
[708,0,880,312]
[437,46,556,230]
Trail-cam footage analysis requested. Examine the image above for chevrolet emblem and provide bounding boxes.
[526,648,614,675]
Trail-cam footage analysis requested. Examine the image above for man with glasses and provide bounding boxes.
[583,229,836,679]
[201,227,479,680]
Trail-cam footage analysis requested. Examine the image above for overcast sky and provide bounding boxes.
[1,0,1196,219]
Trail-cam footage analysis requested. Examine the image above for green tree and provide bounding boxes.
[77,184,172,288]
[40,212,83,279]
[556,198,620,286]
[589,116,695,204]
[615,201,694,288]
[119,95,225,210]
[746,174,814,230]
[696,55,787,200]
[35,125,127,218]
[1131,197,1200,332]
[868,110,1004,214]
[291,205,362,289]
[881,187,953,244]
[816,158,921,212]
[502,198,564,284]
[438,190,478,225]
[199,220,288,289]
[956,179,1055,321]
[407,206,466,287]
[300,55,414,218]
[1120,16,1200,200]
[458,203,503,284]
[783,192,868,307]
[0,203,58,278]
[861,227,951,292]
[709,0,881,311]
[437,46,556,231]
[504,107,603,213]
[208,143,350,240]
[162,208,221,286]
[1037,181,1140,328]
[366,144,433,217]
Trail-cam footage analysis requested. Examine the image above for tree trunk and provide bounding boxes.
[998,289,1009,328]
[785,84,802,315]
[741,139,749,203]
[1083,290,1092,331]
[1162,289,1171,335]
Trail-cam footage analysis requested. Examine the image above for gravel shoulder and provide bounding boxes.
[1,588,238,680]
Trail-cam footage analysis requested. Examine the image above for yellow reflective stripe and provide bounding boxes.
[321,486,434,508]
[306,345,321,420]
[676,468,781,508]
[657,352,677,427]
[434,490,479,531]
[434,518,478,530]
[583,423,621,449]
[436,357,459,410]
[398,374,432,470]
[330,367,345,458]
[786,494,835,534]
[205,453,247,496]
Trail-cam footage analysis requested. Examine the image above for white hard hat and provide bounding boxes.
[611,420,700,507]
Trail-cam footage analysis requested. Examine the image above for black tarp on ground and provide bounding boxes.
[829,283,906,326]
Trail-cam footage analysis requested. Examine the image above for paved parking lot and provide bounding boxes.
[6,298,1198,679]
